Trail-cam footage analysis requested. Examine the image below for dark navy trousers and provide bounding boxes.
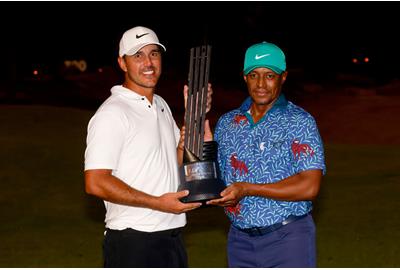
[227,214,316,267]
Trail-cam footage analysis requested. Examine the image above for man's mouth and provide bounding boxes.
[143,69,155,75]
[254,90,269,96]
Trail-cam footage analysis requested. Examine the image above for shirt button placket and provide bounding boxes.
[249,127,256,176]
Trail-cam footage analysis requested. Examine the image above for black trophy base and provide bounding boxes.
[179,178,226,203]
[179,141,226,204]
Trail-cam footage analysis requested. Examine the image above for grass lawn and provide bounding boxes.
[0,105,399,267]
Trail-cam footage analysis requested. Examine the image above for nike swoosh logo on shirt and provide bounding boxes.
[136,33,149,39]
[255,54,271,60]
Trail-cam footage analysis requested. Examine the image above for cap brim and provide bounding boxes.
[122,42,166,57]
[244,65,283,75]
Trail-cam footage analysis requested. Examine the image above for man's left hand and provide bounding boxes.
[207,182,248,207]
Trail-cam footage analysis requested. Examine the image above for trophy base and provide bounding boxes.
[179,142,226,204]
[178,178,226,203]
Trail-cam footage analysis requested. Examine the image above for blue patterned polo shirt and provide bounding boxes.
[214,94,326,229]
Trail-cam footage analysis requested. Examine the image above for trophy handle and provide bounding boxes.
[184,45,212,160]
[179,45,226,204]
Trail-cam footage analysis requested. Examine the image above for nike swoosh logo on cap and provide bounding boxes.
[136,33,149,39]
[255,54,271,60]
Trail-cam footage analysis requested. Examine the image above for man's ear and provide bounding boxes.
[118,56,127,72]
[281,71,288,84]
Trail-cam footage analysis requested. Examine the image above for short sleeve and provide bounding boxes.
[290,115,326,175]
[84,111,127,170]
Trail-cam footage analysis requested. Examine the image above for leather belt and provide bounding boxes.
[106,227,182,237]
[234,214,308,237]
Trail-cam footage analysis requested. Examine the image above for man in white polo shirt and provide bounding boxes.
[84,26,212,267]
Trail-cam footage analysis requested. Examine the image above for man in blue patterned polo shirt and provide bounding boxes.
[207,41,326,267]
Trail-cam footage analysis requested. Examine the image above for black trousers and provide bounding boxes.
[103,227,188,268]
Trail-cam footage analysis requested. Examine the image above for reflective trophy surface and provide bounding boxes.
[178,45,226,203]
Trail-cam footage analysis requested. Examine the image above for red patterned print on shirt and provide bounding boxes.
[291,139,314,160]
[230,153,248,176]
[226,204,241,216]
[233,114,248,126]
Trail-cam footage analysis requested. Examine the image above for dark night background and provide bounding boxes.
[1,2,400,267]
[1,1,400,107]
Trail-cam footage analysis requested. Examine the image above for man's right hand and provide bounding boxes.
[183,84,213,113]
[156,190,202,214]
[85,170,201,213]
[207,182,248,207]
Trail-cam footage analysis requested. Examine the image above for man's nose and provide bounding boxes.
[257,77,266,87]
[143,55,153,66]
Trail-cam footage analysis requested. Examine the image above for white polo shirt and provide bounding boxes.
[84,85,185,232]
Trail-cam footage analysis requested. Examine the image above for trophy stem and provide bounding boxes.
[183,147,200,163]
[179,45,226,204]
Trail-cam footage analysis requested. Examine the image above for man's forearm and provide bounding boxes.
[85,170,160,209]
[244,169,322,201]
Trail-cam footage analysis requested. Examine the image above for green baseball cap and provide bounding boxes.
[243,41,286,75]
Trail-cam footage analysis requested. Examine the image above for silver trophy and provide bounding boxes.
[178,45,226,203]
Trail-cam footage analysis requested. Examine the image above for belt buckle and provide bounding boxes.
[247,223,281,237]
[239,214,308,237]
[282,219,290,225]
[247,227,262,237]
[254,227,265,236]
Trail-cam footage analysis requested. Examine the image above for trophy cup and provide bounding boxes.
[178,45,226,203]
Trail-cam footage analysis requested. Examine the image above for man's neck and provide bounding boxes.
[123,82,154,104]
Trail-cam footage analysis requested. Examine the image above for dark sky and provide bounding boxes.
[2,1,400,85]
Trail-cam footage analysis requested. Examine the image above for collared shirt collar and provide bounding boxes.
[111,85,148,101]
[239,93,288,114]
[110,85,159,113]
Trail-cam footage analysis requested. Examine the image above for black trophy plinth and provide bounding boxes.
[179,141,226,203]
[177,45,226,203]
